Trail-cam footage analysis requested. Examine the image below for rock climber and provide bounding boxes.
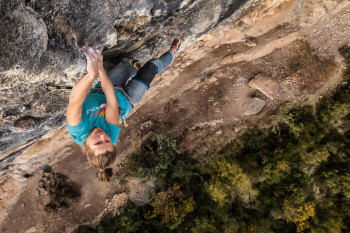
[66,38,181,183]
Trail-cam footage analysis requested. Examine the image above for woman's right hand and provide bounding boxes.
[80,46,99,79]
[94,50,104,71]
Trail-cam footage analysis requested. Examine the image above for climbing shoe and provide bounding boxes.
[133,60,142,70]
[170,38,181,53]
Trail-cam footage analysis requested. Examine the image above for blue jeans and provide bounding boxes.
[108,50,174,106]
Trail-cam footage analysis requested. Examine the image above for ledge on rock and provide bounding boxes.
[249,74,280,100]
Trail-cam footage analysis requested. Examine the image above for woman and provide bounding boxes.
[66,39,181,182]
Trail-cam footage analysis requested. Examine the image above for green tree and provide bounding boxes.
[205,158,258,206]
[282,200,316,233]
[145,185,195,228]
[129,133,179,182]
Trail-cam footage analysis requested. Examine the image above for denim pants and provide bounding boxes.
[107,50,174,106]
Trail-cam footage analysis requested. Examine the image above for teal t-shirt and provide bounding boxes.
[66,87,131,146]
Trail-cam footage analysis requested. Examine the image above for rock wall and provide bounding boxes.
[0,0,350,231]
[0,0,249,156]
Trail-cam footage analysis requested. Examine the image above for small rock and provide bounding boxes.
[244,38,257,47]
[141,120,153,130]
[24,227,39,233]
[112,193,129,211]
[249,74,280,100]
[244,98,266,116]
[38,180,44,188]
[127,179,156,206]
[105,199,109,205]
[36,189,40,197]
[142,131,154,142]
[85,204,91,208]
[22,203,25,208]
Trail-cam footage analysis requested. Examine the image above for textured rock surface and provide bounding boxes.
[126,178,156,206]
[243,97,266,115]
[249,74,280,100]
[0,0,350,231]
[112,193,129,211]
[0,0,249,156]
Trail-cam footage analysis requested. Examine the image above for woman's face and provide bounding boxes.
[85,128,115,155]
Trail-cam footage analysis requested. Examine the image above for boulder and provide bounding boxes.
[126,178,156,206]
[112,193,129,211]
[249,74,280,100]
[243,98,266,115]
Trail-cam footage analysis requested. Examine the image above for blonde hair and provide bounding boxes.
[85,145,116,183]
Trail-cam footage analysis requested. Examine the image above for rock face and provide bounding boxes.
[243,98,266,116]
[0,0,250,155]
[0,2,48,71]
[112,193,129,212]
[249,74,280,100]
[126,178,156,206]
[0,0,349,231]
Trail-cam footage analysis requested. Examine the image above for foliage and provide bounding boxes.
[145,185,195,228]
[282,200,316,232]
[205,158,258,206]
[300,146,330,166]
[339,45,350,79]
[309,201,349,233]
[117,201,143,233]
[190,217,217,233]
[317,86,350,125]
[128,133,179,182]
[96,214,117,233]
[73,225,97,233]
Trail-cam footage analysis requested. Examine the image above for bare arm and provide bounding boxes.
[66,47,99,126]
[96,51,120,126]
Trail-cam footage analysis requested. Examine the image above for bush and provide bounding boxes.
[145,185,195,228]
[129,133,179,182]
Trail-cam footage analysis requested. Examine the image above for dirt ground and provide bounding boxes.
[1,1,350,232]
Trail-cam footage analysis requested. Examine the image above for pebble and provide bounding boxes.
[38,180,44,188]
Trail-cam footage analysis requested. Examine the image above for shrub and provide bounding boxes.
[145,185,195,228]
[129,133,179,181]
